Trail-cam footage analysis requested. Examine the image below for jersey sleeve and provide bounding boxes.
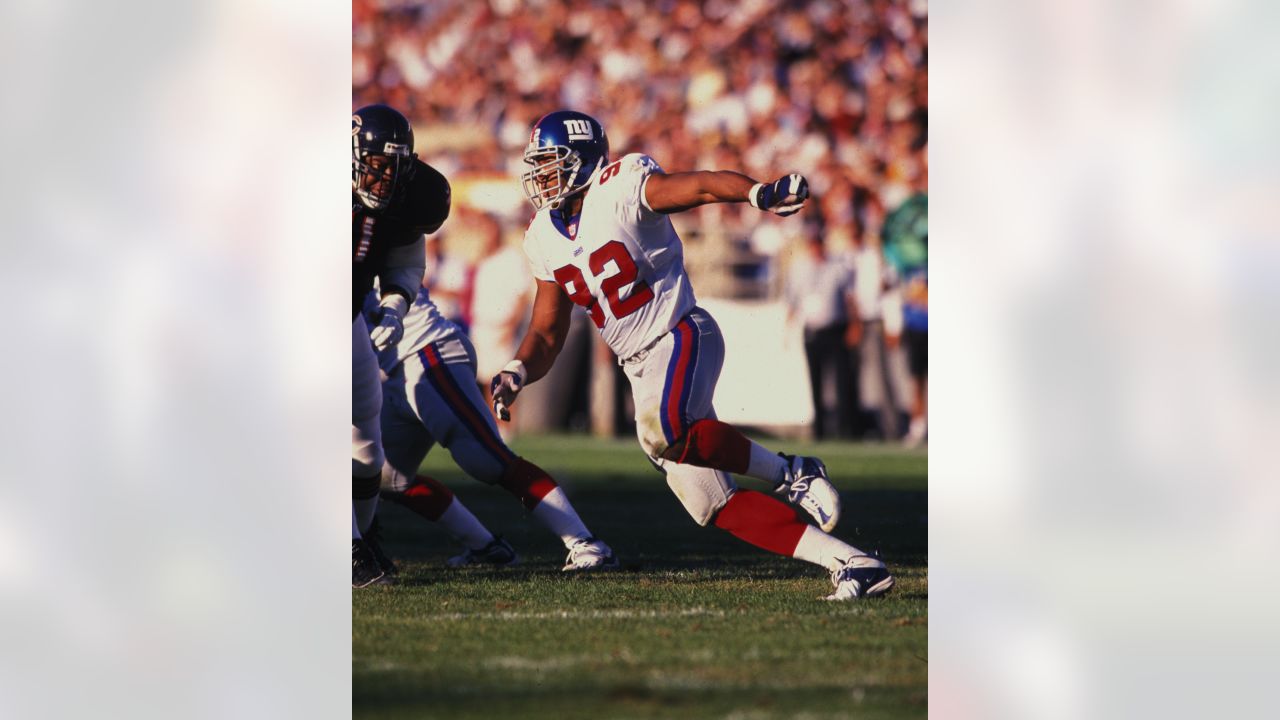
[379,236,426,302]
[406,160,451,236]
[521,226,554,282]
[605,153,665,227]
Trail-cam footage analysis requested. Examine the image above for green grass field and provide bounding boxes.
[353,435,927,719]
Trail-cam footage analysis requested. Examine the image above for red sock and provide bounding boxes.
[677,418,751,473]
[498,457,559,511]
[389,475,455,521]
[712,490,807,557]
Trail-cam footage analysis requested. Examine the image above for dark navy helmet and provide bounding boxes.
[352,104,417,211]
[521,110,610,211]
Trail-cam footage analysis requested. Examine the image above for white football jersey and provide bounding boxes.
[522,153,696,359]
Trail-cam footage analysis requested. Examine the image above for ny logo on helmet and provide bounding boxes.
[564,119,593,141]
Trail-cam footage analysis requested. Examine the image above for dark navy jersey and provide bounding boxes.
[352,158,451,318]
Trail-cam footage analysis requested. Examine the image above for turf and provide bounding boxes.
[353,434,927,719]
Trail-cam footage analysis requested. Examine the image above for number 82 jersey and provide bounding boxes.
[522,153,696,360]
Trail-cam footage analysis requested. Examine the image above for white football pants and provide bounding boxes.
[352,315,384,477]
[380,333,516,492]
[622,307,736,526]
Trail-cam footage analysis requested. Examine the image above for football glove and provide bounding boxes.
[490,360,527,422]
[369,294,408,351]
[749,174,810,217]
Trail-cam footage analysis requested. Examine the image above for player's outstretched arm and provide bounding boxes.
[644,171,810,216]
[490,279,573,421]
[515,280,574,384]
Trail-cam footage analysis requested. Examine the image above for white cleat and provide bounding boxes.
[826,555,895,600]
[562,537,619,572]
[777,455,842,532]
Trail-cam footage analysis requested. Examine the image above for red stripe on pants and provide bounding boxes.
[421,345,513,466]
[665,321,694,445]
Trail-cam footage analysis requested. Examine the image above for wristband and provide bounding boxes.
[747,182,766,210]
[378,293,409,317]
[501,359,528,385]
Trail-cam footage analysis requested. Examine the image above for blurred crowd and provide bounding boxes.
[353,0,927,442]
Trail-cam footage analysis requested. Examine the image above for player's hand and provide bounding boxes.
[749,174,810,216]
[490,361,527,422]
[370,296,407,351]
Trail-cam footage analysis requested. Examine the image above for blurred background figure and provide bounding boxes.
[423,233,472,334]
[850,230,902,441]
[466,211,533,426]
[353,0,927,442]
[786,235,858,440]
[883,191,928,446]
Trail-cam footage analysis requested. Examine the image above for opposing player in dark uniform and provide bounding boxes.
[352,104,450,587]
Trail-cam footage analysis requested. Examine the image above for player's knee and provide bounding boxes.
[665,467,735,527]
[639,425,679,464]
[648,420,713,466]
[453,450,507,486]
[380,460,413,494]
[402,475,454,503]
[352,416,383,477]
[352,445,384,479]
[659,437,686,463]
[668,419,751,474]
[384,475,455,520]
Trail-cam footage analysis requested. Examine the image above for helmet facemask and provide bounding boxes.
[353,143,415,212]
[521,144,587,211]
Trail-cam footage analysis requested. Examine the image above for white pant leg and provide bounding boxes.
[352,316,384,477]
[654,457,737,526]
[403,335,516,485]
[623,308,735,526]
[379,364,435,493]
[624,307,726,461]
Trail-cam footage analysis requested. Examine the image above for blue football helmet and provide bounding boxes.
[521,110,610,211]
[353,104,417,211]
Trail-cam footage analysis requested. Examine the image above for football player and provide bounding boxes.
[492,111,894,599]
[352,104,450,587]
[367,282,616,573]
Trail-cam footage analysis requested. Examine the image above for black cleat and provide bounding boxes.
[352,539,386,588]
[364,518,398,580]
[447,536,519,567]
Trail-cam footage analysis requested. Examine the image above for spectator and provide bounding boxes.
[851,231,902,440]
[786,235,859,440]
[883,191,928,446]
[351,0,927,285]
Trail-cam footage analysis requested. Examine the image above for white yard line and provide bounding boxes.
[423,606,727,621]
[405,605,876,622]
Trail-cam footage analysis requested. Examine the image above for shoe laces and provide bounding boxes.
[569,537,605,560]
[787,477,811,504]
[832,564,856,583]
